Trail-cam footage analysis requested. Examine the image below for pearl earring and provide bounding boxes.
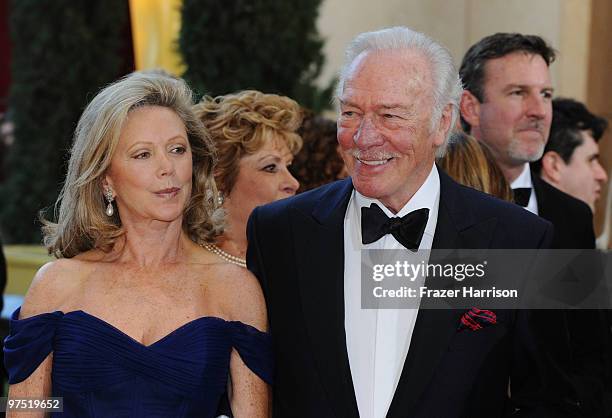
[104,188,114,217]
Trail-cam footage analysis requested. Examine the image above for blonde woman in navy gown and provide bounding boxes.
[3,72,271,417]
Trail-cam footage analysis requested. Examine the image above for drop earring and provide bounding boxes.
[104,188,114,217]
[217,192,225,206]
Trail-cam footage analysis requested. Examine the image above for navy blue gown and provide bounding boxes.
[4,308,273,417]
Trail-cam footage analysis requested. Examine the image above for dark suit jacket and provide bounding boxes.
[247,171,555,418]
[531,171,595,249]
[530,169,611,417]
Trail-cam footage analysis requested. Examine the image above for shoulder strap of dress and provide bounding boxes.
[229,321,273,385]
[4,307,64,384]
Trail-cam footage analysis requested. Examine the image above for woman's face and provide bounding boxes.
[225,138,299,222]
[105,105,193,225]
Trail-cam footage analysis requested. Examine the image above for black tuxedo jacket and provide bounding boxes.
[531,171,595,249]
[529,170,610,417]
[247,171,554,418]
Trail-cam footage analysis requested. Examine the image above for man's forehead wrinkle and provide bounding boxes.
[343,50,433,108]
[341,85,420,110]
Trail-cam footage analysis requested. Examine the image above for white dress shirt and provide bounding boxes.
[344,164,440,418]
[511,163,538,215]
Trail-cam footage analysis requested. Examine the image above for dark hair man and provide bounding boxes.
[460,33,610,417]
[534,98,609,213]
[460,32,595,247]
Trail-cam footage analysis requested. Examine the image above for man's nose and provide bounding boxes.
[353,116,384,148]
[525,93,549,119]
[594,161,608,183]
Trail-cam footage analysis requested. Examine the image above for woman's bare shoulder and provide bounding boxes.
[188,245,267,331]
[216,265,268,332]
[19,251,100,319]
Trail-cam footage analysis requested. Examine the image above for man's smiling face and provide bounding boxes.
[337,49,447,213]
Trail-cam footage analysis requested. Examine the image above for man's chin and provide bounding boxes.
[509,137,545,163]
[351,177,384,199]
[508,147,545,163]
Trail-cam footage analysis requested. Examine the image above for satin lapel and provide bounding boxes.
[293,179,360,418]
[387,170,498,417]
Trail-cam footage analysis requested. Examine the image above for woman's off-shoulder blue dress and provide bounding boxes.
[3,308,273,417]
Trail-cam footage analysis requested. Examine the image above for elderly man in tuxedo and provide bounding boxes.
[247,27,554,418]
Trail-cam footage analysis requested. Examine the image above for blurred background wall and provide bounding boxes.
[318,0,585,100]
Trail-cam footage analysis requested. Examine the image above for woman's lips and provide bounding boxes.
[155,187,180,197]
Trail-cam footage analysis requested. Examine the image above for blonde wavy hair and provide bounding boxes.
[193,90,303,194]
[42,71,223,258]
[438,131,513,201]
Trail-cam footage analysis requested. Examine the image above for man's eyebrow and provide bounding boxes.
[588,153,600,161]
[339,100,412,111]
[379,104,412,111]
[503,84,554,92]
[339,99,358,107]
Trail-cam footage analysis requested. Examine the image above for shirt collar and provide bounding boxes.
[510,163,533,189]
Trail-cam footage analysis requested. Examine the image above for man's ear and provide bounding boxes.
[540,151,565,183]
[460,90,481,129]
[433,104,453,147]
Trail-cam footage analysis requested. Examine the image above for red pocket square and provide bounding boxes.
[459,307,497,331]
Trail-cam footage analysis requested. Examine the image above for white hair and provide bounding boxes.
[336,26,463,157]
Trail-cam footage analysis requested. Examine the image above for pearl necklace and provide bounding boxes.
[201,243,247,268]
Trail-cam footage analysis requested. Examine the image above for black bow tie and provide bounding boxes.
[513,187,532,207]
[361,204,429,251]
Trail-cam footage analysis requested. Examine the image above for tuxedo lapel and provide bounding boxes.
[531,170,551,219]
[387,171,499,417]
[431,170,499,251]
[292,179,360,418]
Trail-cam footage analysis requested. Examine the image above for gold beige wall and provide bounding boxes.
[588,0,612,242]
[317,0,588,99]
